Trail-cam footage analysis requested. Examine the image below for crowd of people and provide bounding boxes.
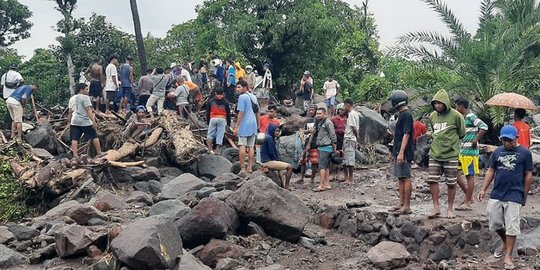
[1,54,535,269]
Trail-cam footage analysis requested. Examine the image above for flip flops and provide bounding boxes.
[312,187,325,192]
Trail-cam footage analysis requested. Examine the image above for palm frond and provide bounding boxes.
[387,44,441,61]
[478,0,495,32]
[398,31,458,52]
[423,0,471,40]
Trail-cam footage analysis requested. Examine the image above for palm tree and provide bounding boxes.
[129,0,147,75]
[53,0,78,95]
[390,0,540,125]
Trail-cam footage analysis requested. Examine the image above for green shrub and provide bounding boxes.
[0,148,29,222]
[352,74,392,103]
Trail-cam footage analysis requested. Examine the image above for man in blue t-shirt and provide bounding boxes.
[6,84,38,141]
[233,80,260,175]
[478,125,533,269]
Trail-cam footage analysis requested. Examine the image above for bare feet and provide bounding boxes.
[389,205,402,212]
[447,209,456,219]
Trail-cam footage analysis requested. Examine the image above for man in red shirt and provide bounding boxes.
[513,109,531,148]
[413,115,427,142]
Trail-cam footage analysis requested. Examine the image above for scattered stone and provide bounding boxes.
[367,241,410,269]
[55,224,107,258]
[161,173,210,199]
[0,244,28,268]
[0,227,15,244]
[461,221,472,231]
[389,228,404,242]
[463,231,480,246]
[176,197,239,248]
[15,240,32,251]
[277,135,302,169]
[87,218,108,226]
[197,239,247,268]
[428,232,446,245]
[126,191,153,206]
[380,224,390,237]
[346,201,369,208]
[134,180,162,195]
[25,123,59,154]
[87,245,102,258]
[111,217,183,270]
[400,221,417,238]
[518,245,539,256]
[7,225,40,241]
[319,213,335,229]
[209,190,235,201]
[438,260,449,270]
[358,223,374,234]
[265,255,274,264]
[429,244,452,262]
[445,224,462,236]
[257,264,285,270]
[246,222,268,238]
[197,186,217,199]
[65,204,108,225]
[149,199,190,221]
[215,258,241,270]
[197,154,233,179]
[128,166,160,181]
[299,237,316,251]
[226,175,311,242]
[93,202,111,212]
[211,173,243,191]
[415,228,429,244]
[176,252,211,270]
[364,232,381,246]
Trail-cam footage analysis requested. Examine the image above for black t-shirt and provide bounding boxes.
[303,82,313,100]
[393,109,414,161]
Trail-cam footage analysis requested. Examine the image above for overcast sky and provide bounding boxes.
[15,0,481,59]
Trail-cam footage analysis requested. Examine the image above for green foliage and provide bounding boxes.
[0,48,23,74]
[0,0,33,46]
[0,98,6,127]
[0,148,28,222]
[353,74,391,103]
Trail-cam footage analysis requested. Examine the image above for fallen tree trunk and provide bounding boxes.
[160,110,207,165]
[104,128,163,162]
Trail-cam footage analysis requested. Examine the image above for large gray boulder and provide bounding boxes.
[356,106,388,144]
[90,190,128,210]
[149,199,191,221]
[161,173,210,199]
[211,173,243,191]
[226,175,311,242]
[176,197,239,248]
[25,123,60,155]
[0,244,27,268]
[197,154,233,179]
[414,134,431,166]
[176,252,211,270]
[127,166,160,181]
[277,134,302,170]
[111,217,183,270]
[65,204,108,225]
[55,224,108,258]
[367,241,410,269]
[7,225,39,241]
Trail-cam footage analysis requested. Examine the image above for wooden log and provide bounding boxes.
[103,142,139,162]
[108,160,145,168]
[160,110,208,165]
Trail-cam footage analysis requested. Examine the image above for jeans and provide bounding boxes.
[207,118,227,145]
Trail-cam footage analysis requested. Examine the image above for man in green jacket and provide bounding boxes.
[428,89,466,219]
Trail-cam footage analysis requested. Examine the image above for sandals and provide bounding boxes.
[312,187,326,192]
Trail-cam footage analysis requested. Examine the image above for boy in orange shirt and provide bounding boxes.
[513,109,531,148]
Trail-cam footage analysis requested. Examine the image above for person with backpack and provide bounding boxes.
[146,67,168,119]
[1,63,24,129]
[233,80,260,175]
[312,107,337,192]
[5,84,38,141]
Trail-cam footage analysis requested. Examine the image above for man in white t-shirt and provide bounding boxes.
[181,67,192,82]
[323,74,340,116]
[343,98,360,184]
[1,64,24,129]
[104,54,119,112]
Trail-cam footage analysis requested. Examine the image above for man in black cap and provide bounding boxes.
[1,63,24,129]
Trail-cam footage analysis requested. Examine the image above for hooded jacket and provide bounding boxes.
[261,124,280,163]
[428,89,466,161]
[235,62,246,81]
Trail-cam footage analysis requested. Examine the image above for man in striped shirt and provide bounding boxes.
[455,98,488,210]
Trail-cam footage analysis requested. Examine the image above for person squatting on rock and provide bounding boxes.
[260,124,294,190]
[233,80,260,175]
[257,105,281,163]
[343,98,360,185]
[427,89,465,219]
[455,97,488,211]
[5,84,38,141]
[206,88,231,155]
[67,83,101,158]
[313,107,337,192]
[123,105,150,138]
[300,105,319,184]
[478,125,533,270]
[388,90,414,215]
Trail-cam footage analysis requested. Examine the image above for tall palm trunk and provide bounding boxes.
[129,0,147,75]
[66,52,76,95]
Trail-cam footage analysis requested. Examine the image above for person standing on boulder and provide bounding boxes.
[478,125,533,270]
[313,107,337,192]
[389,90,414,215]
[343,99,360,185]
[205,88,231,155]
[427,89,465,219]
[67,83,101,158]
[323,74,340,117]
[234,80,260,175]
[455,98,488,211]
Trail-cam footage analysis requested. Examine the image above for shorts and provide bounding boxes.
[318,150,332,169]
[207,118,226,145]
[326,97,336,107]
[119,87,133,98]
[458,155,480,176]
[427,158,458,185]
[238,135,256,147]
[104,91,116,102]
[302,149,319,165]
[262,160,292,171]
[6,99,23,122]
[89,80,102,98]
[138,95,150,106]
[343,139,356,166]
[70,125,97,142]
[394,161,412,179]
[487,199,521,236]
[257,88,270,99]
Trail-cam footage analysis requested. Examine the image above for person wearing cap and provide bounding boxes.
[259,63,273,107]
[323,74,340,117]
[119,56,135,111]
[300,104,320,184]
[123,105,150,138]
[513,108,530,149]
[6,83,38,141]
[104,54,120,112]
[300,71,314,111]
[206,88,231,154]
[478,125,533,269]
[67,83,101,158]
